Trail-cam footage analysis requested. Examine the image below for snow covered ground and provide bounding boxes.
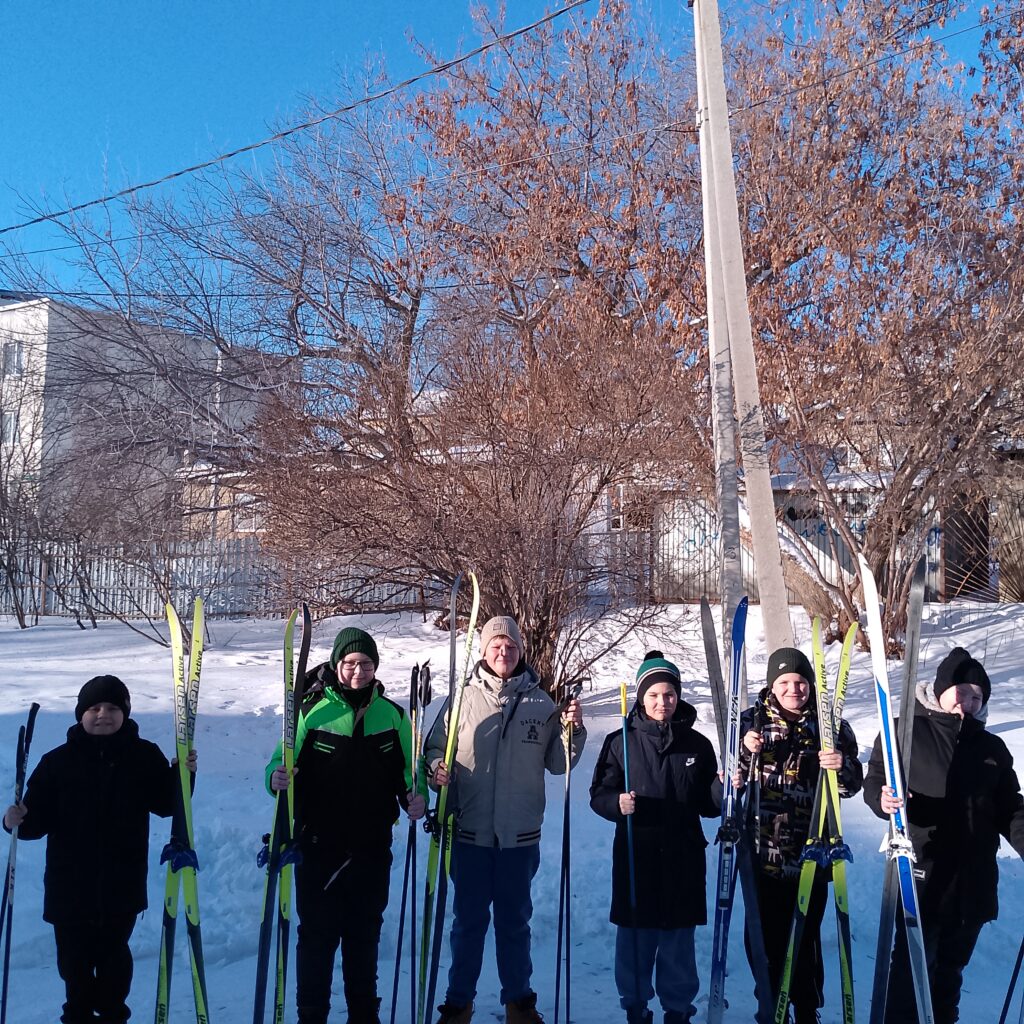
[0,602,1022,1023]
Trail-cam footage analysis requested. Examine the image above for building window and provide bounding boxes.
[1,412,19,445]
[1,341,24,377]
[230,492,264,533]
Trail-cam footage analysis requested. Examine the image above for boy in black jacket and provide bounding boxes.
[590,651,721,1024]
[3,675,193,1024]
[864,647,1024,1024]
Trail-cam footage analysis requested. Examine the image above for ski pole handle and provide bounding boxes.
[619,683,631,793]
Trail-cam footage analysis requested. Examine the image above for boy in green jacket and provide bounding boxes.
[266,627,426,1024]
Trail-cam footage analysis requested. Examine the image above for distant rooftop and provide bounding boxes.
[0,289,44,306]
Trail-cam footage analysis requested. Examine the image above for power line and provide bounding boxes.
[0,5,1015,264]
[0,0,593,238]
[0,116,697,262]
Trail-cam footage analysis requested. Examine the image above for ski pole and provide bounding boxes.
[564,721,573,1024]
[999,934,1024,1024]
[0,703,40,1024]
[619,682,641,1013]
[390,664,420,1024]
[553,681,581,1024]
[411,661,430,1022]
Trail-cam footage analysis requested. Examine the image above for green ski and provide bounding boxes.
[156,598,210,1024]
[253,606,303,1024]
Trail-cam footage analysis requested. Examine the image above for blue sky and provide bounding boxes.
[0,1,695,286]
[0,1,991,289]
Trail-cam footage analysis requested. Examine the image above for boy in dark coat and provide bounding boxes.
[738,647,862,1024]
[590,651,720,1024]
[864,647,1024,1024]
[3,675,192,1024]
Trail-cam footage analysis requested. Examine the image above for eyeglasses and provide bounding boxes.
[338,659,375,675]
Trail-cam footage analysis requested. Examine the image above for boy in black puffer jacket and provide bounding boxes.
[3,675,192,1024]
[590,651,721,1024]
[864,647,1024,1024]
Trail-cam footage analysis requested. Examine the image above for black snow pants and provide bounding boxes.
[884,911,984,1024]
[745,871,829,1020]
[294,837,393,1024]
[53,914,137,1024]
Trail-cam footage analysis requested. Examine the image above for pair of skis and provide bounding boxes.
[253,604,312,1024]
[772,618,857,1024]
[390,659,432,1024]
[417,571,481,1024]
[0,702,39,1024]
[704,596,773,1024]
[861,555,935,1024]
[156,599,210,1024]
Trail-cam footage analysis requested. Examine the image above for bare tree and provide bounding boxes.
[9,0,1022,661]
[717,0,1024,640]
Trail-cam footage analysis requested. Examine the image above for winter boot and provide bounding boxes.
[625,1008,653,1024]
[791,1010,820,1024]
[346,996,383,1024]
[663,1012,695,1024]
[505,992,545,1023]
[435,1002,474,1024]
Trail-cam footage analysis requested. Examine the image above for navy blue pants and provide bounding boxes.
[446,841,541,1007]
[615,926,699,1018]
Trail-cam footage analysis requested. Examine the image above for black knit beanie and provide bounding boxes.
[75,675,131,722]
[766,647,815,688]
[329,627,379,670]
[934,647,991,705]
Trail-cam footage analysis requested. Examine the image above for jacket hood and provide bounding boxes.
[630,696,697,728]
[67,716,139,750]
[915,679,989,724]
[755,684,815,724]
[304,661,387,701]
[471,658,541,695]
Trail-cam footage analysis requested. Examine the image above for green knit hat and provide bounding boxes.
[330,627,379,669]
[635,649,681,703]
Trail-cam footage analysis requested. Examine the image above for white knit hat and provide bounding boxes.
[480,615,524,652]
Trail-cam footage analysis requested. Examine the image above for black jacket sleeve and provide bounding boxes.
[836,718,864,798]
[863,730,888,820]
[733,705,759,778]
[12,754,57,841]
[590,731,626,823]
[703,747,724,818]
[143,742,180,819]
[994,742,1024,860]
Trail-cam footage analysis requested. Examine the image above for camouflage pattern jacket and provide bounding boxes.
[738,688,862,880]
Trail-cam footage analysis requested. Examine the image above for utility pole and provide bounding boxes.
[693,0,793,656]
[693,15,744,693]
